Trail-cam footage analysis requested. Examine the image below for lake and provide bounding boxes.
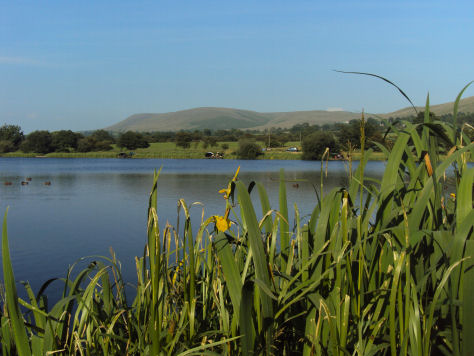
[0,157,385,297]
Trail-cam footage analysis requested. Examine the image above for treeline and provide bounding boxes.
[0,127,150,154]
[1,110,472,158]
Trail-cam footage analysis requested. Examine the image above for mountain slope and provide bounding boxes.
[378,95,474,118]
[104,96,474,132]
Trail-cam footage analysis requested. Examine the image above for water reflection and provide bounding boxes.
[0,157,387,299]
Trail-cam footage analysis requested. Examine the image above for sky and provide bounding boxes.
[1,0,473,133]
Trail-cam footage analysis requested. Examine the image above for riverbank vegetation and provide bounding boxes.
[1,89,473,354]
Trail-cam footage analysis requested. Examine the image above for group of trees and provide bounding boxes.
[19,130,116,154]
[0,124,150,154]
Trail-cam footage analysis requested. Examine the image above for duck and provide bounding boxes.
[44,181,51,186]
[4,181,12,186]
[21,181,29,185]
[26,177,32,182]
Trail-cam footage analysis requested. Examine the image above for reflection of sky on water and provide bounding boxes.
[3,157,465,300]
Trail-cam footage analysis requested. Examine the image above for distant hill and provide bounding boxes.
[104,96,474,132]
[378,95,474,119]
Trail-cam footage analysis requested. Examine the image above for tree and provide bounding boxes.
[21,131,53,154]
[175,131,193,149]
[117,131,149,150]
[237,140,262,159]
[90,130,115,143]
[301,131,337,160]
[335,118,383,150]
[52,130,82,152]
[77,137,97,152]
[77,137,113,152]
[0,140,15,153]
[0,124,24,152]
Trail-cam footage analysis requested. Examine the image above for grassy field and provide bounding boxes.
[0,141,390,161]
[0,141,304,160]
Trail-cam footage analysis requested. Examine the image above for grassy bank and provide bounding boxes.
[0,141,391,160]
[1,94,473,355]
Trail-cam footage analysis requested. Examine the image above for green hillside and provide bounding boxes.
[378,95,474,119]
[104,96,474,132]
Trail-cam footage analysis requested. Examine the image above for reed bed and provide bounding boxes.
[1,89,473,355]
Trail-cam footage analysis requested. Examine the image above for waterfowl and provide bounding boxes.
[44,181,51,185]
[21,181,29,185]
[26,177,32,181]
[4,181,12,186]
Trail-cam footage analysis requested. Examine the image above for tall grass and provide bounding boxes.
[1,88,473,355]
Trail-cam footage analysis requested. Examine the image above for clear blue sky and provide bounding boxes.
[1,0,473,132]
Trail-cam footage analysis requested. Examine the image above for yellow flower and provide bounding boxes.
[450,193,456,200]
[214,207,231,232]
[218,166,240,199]
[215,215,231,232]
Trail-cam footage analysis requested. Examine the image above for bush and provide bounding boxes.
[301,131,337,160]
[237,140,262,159]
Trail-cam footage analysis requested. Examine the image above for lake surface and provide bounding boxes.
[0,157,386,297]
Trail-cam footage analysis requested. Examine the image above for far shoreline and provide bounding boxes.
[0,151,388,161]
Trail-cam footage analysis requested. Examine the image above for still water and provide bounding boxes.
[0,157,385,296]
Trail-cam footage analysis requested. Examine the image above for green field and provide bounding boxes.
[0,141,392,161]
[1,141,304,160]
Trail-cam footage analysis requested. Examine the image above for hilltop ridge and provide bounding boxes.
[104,96,474,132]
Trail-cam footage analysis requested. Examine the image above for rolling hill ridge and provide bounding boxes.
[104,96,474,132]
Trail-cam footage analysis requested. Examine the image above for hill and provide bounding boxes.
[378,95,474,119]
[104,96,474,132]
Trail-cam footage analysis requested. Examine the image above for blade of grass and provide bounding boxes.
[2,209,32,356]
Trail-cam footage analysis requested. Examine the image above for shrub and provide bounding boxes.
[301,131,337,160]
[237,140,262,159]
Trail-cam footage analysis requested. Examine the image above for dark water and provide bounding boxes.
[0,157,386,297]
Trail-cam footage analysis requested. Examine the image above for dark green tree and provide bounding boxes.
[0,124,24,152]
[335,118,383,150]
[301,131,337,160]
[21,130,53,154]
[175,131,193,149]
[77,137,97,152]
[237,140,262,159]
[77,137,113,152]
[90,130,115,143]
[117,131,149,150]
[52,130,82,152]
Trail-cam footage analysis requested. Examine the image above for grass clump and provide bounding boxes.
[1,88,474,355]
